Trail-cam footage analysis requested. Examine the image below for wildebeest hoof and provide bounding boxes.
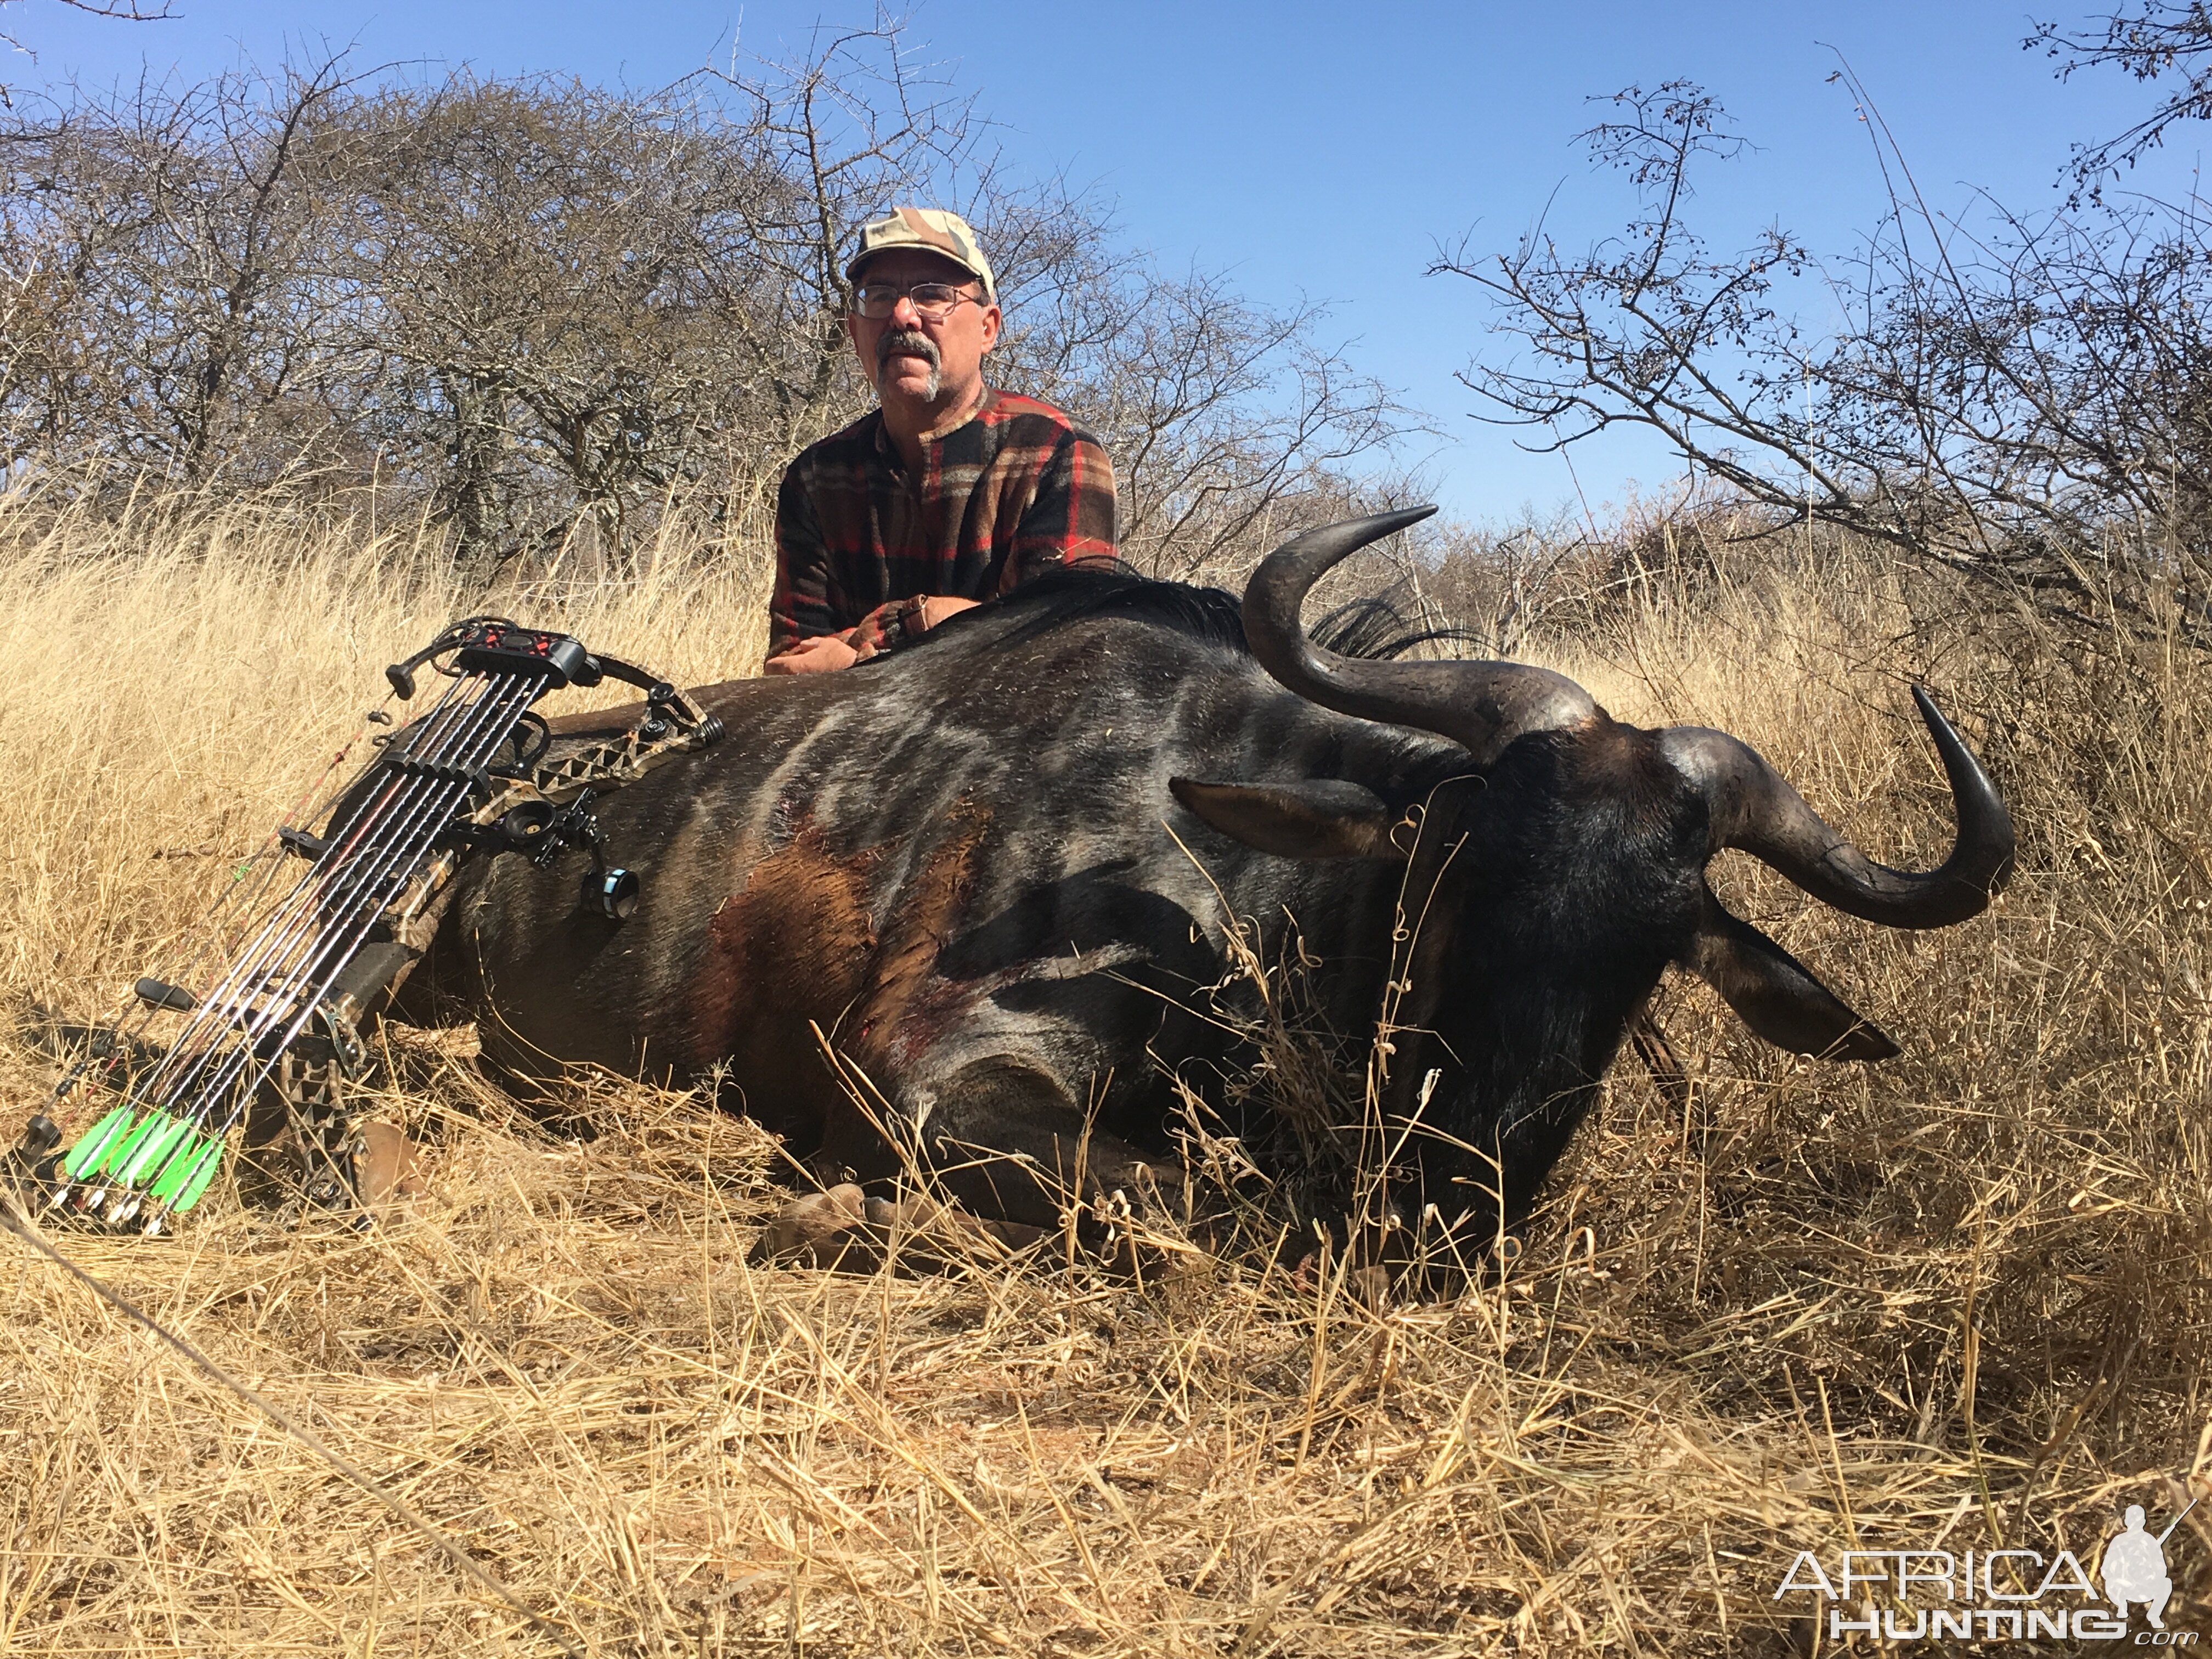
[354,1121,427,1209]
[1349,1263,1392,1312]
[872,1194,1046,1260]
[755,1183,872,1265]
[753,1186,1049,1272]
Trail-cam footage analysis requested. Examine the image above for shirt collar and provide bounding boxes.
[874,386,996,459]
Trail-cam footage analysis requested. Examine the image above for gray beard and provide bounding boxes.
[877,329,943,402]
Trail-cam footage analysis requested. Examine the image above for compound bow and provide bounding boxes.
[5,617,721,1234]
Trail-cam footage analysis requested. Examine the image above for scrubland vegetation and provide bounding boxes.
[0,484,2204,1656]
[7,5,2212,1654]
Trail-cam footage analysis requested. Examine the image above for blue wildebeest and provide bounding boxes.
[402,508,2013,1257]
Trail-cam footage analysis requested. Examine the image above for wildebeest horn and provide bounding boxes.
[1243,507,1600,764]
[1658,688,2016,929]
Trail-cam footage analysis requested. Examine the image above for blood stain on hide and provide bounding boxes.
[849,799,991,1073]
[687,820,878,1064]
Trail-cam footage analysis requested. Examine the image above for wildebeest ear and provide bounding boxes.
[1680,887,1900,1061]
[1169,777,1408,861]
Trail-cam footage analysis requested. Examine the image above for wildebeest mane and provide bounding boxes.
[976,561,1469,663]
[1305,594,1485,663]
[985,562,1248,651]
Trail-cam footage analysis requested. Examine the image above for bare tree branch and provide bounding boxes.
[0,30,1418,574]
[0,0,173,108]
[1435,76,2212,635]
[2029,2,2212,195]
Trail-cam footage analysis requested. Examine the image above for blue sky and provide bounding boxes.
[5,0,2200,525]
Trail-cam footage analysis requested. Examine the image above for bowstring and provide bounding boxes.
[67,650,549,1226]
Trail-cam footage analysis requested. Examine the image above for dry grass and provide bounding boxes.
[1,490,2208,1656]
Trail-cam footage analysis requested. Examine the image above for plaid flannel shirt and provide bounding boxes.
[768,390,1118,656]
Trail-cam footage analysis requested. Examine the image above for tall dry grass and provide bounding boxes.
[0,489,2206,1656]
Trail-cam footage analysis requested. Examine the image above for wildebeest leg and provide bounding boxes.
[1628,1001,1690,1111]
[912,1056,1186,1232]
[810,1049,1185,1235]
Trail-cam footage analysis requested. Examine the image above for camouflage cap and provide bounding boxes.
[846,207,996,302]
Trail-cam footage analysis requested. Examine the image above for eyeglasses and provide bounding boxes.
[851,281,984,321]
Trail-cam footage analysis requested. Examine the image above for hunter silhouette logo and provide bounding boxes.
[2104,1500,2196,1631]
[1774,1493,2200,1643]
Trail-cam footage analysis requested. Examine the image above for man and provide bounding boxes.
[764,207,1118,674]
[2101,1504,2175,1628]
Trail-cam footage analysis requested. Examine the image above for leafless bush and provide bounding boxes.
[0,27,1409,571]
[0,58,373,489]
[1004,257,1417,580]
[1437,66,2212,639]
[2032,0,2212,193]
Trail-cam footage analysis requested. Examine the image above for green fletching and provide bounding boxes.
[92,1110,162,1180]
[168,1141,224,1215]
[115,1114,190,1188]
[62,1104,134,1181]
[148,1130,213,1203]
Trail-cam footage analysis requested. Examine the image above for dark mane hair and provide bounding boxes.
[980,559,1476,663]
[991,561,1249,651]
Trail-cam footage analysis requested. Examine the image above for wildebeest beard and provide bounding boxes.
[877,329,942,400]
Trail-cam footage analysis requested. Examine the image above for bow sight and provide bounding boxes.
[3,617,721,1235]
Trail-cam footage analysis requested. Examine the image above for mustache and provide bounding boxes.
[876,328,941,370]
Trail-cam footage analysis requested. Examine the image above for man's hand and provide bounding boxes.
[850,594,981,654]
[765,596,984,676]
[763,631,860,675]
